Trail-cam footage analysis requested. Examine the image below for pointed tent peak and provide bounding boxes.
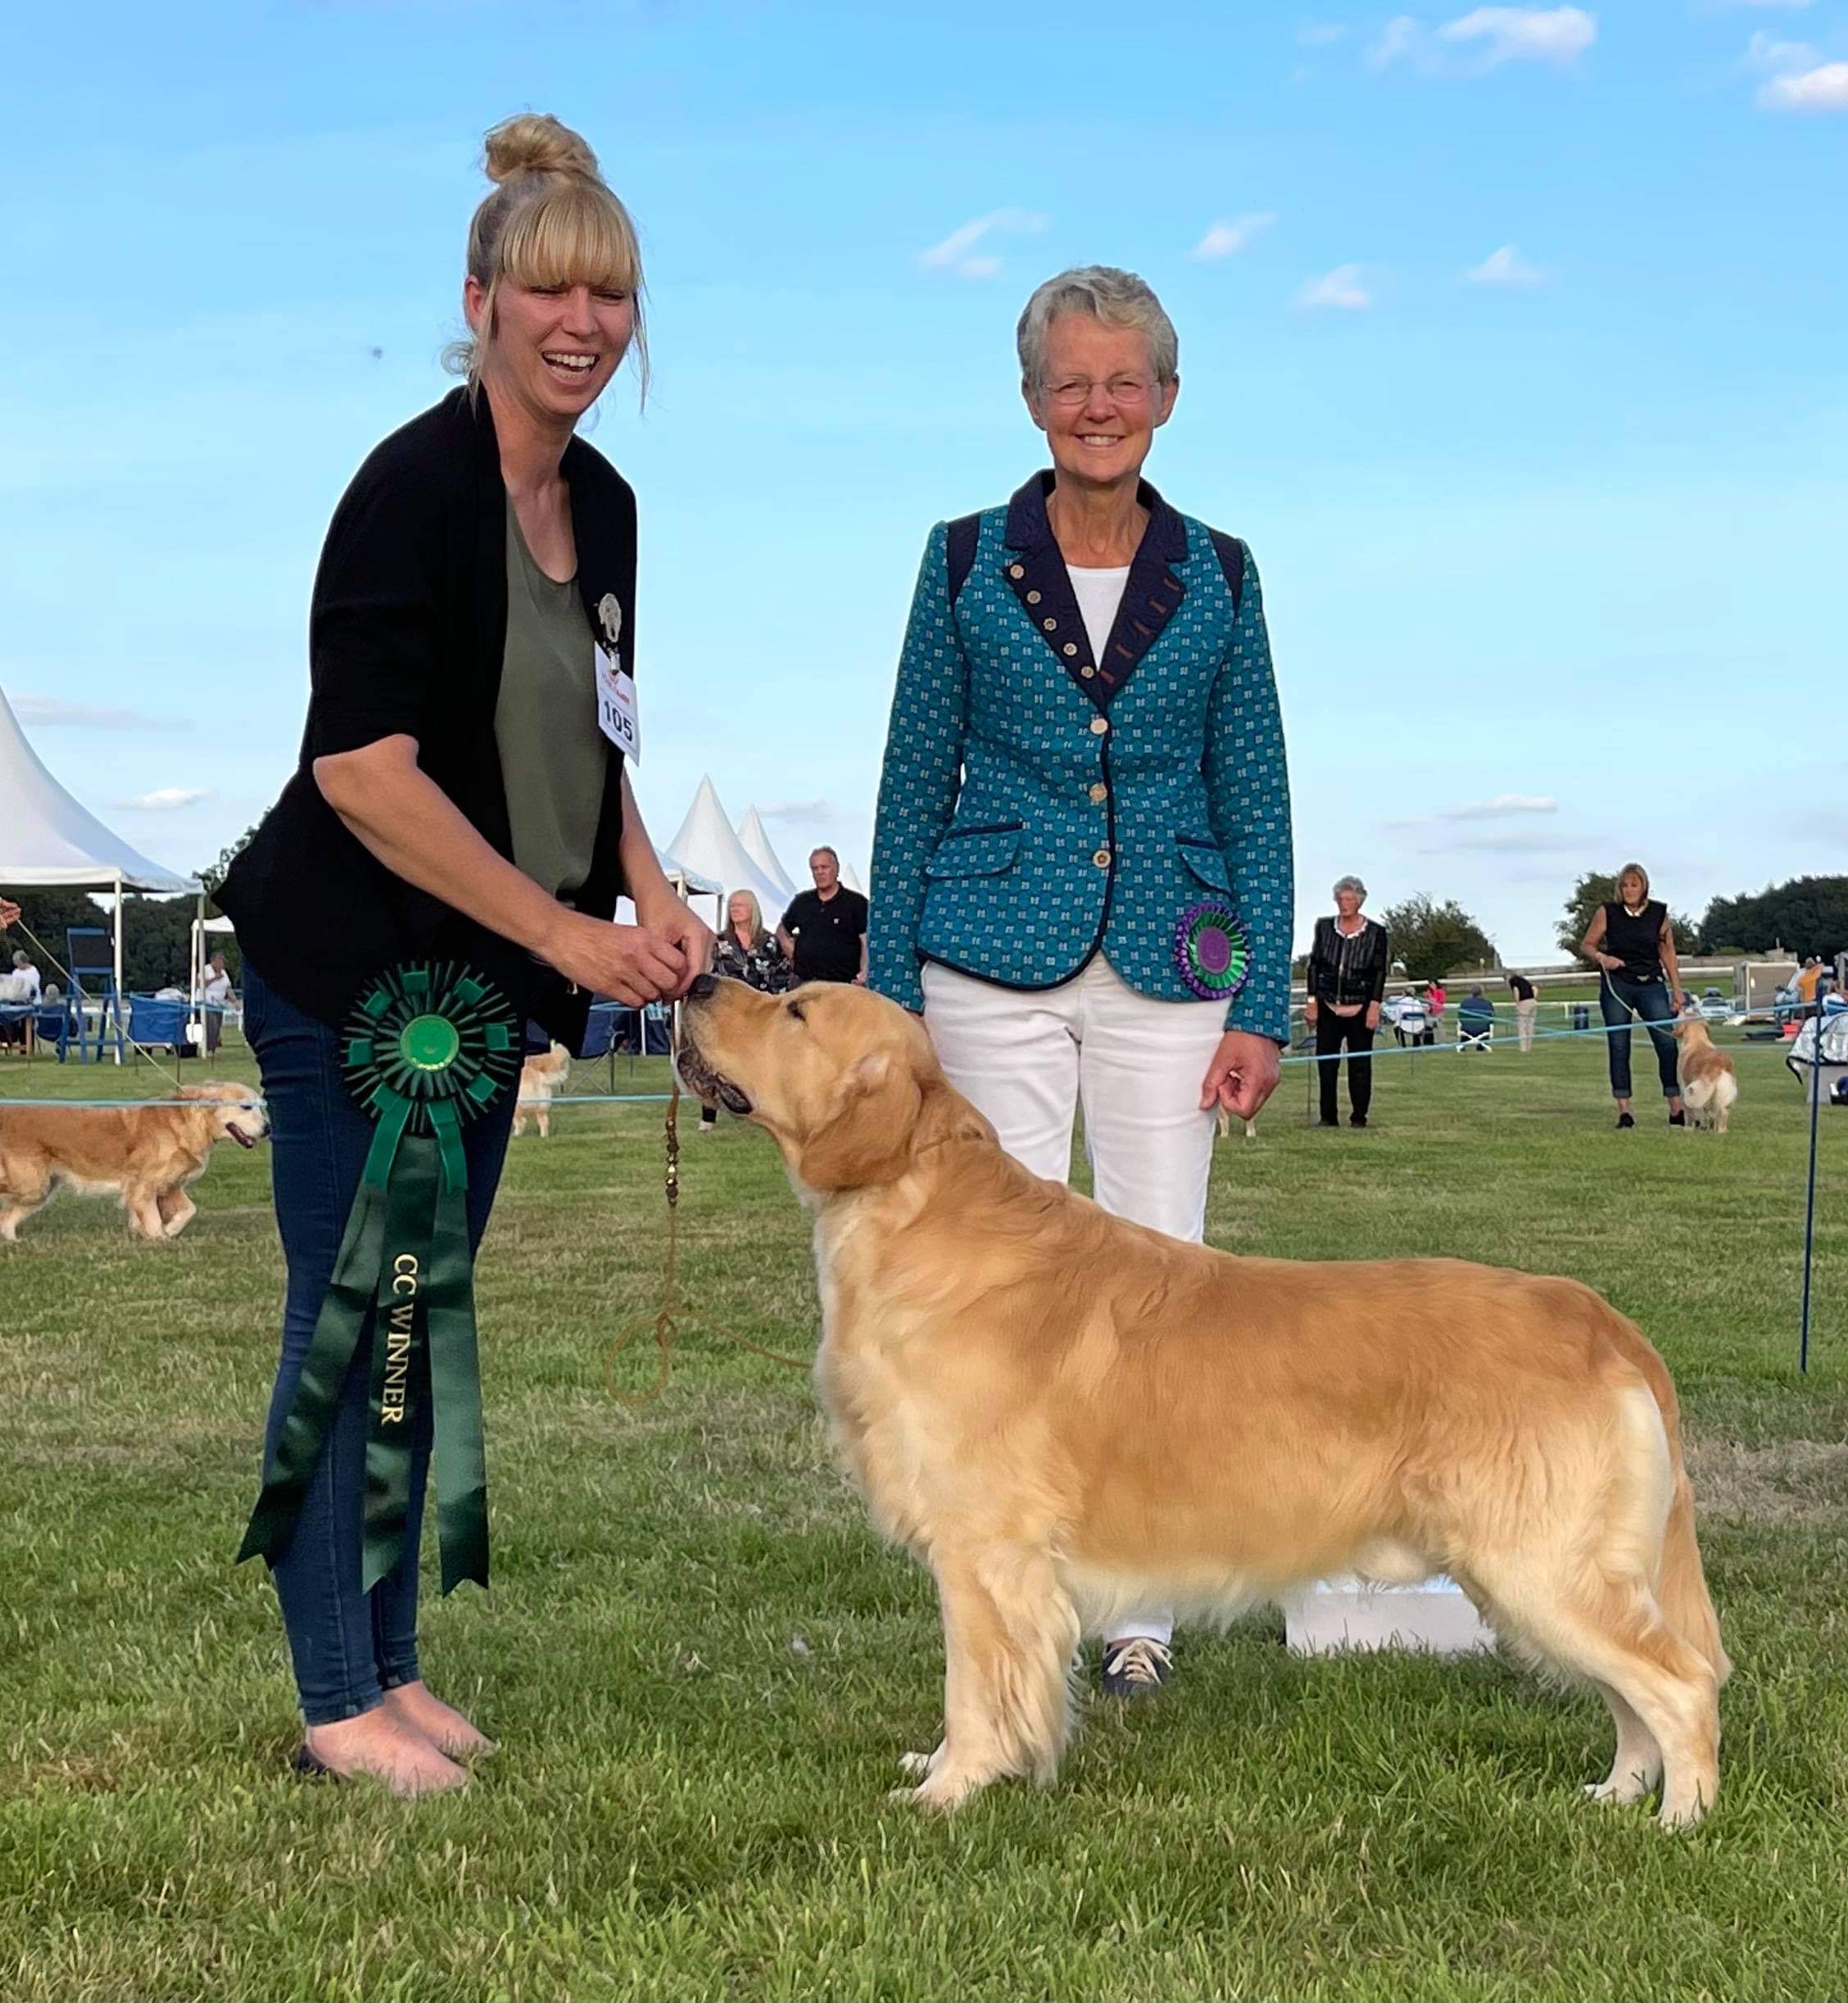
[663,775,790,922]
[735,804,796,901]
[839,858,866,895]
[0,684,198,891]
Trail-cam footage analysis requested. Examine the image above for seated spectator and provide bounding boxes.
[1457,986,1495,1050]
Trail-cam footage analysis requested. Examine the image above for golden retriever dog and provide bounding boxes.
[512,1042,572,1139]
[1673,1013,1738,1133]
[0,1082,266,1244]
[677,975,1730,1828]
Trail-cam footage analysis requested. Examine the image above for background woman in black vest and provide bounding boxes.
[219,113,709,1793]
[1305,875,1388,1127]
[1580,862,1686,1129]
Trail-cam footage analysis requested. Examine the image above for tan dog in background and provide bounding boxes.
[1673,1013,1738,1132]
[0,1082,267,1242]
[678,976,1729,1829]
[512,1042,572,1139]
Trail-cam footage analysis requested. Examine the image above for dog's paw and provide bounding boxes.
[898,1742,946,1780]
[889,1767,985,1814]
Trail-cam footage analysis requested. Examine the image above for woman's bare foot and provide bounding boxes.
[301,1706,468,1796]
[381,1680,496,1761]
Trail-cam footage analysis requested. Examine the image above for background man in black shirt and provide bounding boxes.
[777,846,869,985]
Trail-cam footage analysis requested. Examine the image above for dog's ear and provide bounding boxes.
[796,1049,924,1191]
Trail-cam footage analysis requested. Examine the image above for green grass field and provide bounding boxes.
[3,1018,1844,2002]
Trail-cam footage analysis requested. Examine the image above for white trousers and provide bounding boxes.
[921,954,1229,1647]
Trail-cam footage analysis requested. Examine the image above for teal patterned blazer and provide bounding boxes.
[868,472,1293,1040]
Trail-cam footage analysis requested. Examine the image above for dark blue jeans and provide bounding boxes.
[242,964,513,1724]
[1599,969,1680,1101]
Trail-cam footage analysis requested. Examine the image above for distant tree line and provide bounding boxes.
[1696,876,1846,963]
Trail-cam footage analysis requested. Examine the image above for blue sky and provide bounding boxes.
[4,0,1843,959]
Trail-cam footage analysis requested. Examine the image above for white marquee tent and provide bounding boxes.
[663,776,793,927]
[735,804,796,905]
[0,684,200,1021]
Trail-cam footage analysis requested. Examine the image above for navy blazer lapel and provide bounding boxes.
[1000,471,1189,710]
[999,474,1102,709]
[1097,479,1187,700]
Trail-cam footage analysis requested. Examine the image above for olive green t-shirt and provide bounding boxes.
[495,499,609,903]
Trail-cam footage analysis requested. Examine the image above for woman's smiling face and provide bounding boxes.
[1024,313,1177,490]
[465,275,634,424]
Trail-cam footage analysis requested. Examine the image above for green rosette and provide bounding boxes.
[238,963,519,1595]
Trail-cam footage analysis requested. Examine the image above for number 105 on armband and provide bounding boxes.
[595,644,641,765]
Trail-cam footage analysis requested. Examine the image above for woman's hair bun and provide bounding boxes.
[482,112,601,186]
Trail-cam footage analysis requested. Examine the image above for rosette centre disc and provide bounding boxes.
[400,1013,461,1072]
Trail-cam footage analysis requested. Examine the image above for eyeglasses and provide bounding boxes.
[1040,375,1159,409]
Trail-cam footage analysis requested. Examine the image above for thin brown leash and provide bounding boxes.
[8,913,196,1098]
[601,1062,810,1408]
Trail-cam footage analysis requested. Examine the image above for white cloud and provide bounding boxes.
[120,787,214,812]
[1744,29,1818,69]
[760,798,833,822]
[1368,14,1422,66]
[1465,242,1547,284]
[1437,6,1597,66]
[1298,20,1348,44]
[1191,212,1277,260]
[1389,794,1559,829]
[917,208,1049,280]
[11,696,182,731]
[1295,263,1373,310]
[1758,59,1848,108]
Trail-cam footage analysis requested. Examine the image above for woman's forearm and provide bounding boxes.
[314,736,567,963]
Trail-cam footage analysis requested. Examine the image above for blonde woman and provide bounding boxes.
[219,113,710,1793]
[1579,863,1686,1128]
[698,890,790,1130]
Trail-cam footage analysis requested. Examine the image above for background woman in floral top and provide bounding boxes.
[698,890,790,1131]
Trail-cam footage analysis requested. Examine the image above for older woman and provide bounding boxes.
[698,890,790,1131]
[1580,862,1687,1128]
[870,265,1293,1701]
[1305,877,1387,1127]
[217,113,710,1793]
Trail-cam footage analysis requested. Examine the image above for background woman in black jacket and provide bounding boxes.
[1305,876,1388,1129]
[220,114,709,1793]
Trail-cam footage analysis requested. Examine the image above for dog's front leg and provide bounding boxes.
[158,1188,197,1238]
[891,1545,1078,1814]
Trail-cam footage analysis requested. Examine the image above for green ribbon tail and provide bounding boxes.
[424,1153,491,1595]
[360,1143,439,1592]
[237,1167,393,1569]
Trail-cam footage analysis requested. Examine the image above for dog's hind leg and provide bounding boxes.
[1495,1569,1718,1827]
[895,1544,1079,1814]
[1584,1683,1664,1806]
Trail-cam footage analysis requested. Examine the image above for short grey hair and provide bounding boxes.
[1017,265,1179,392]
[1333,875,1367,900]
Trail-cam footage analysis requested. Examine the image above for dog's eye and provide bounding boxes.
[786,1000,806,1023]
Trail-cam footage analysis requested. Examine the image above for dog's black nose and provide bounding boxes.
[688,972,718,1002]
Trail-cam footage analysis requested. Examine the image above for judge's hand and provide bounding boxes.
[1199,1030,1281,1122]
[0,899,20,931]
[643,897,715,1000]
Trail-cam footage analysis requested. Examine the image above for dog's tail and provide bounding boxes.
[1605,1310,1732,1688]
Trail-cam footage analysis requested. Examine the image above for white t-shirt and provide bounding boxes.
[1067,564,1130,664]
[7,963,41,1002]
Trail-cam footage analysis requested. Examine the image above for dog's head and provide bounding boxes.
[180,1080,269,1149]
[678,976,965,1192]
[1672,1009,1712,1049]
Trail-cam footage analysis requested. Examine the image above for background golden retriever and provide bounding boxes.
[512,1042,572,1139]
[678,976,1730,1829]
[0,1082,266,1243]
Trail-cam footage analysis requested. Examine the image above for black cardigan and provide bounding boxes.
[1307,916,1389,1008]
[219,389,635,1049]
